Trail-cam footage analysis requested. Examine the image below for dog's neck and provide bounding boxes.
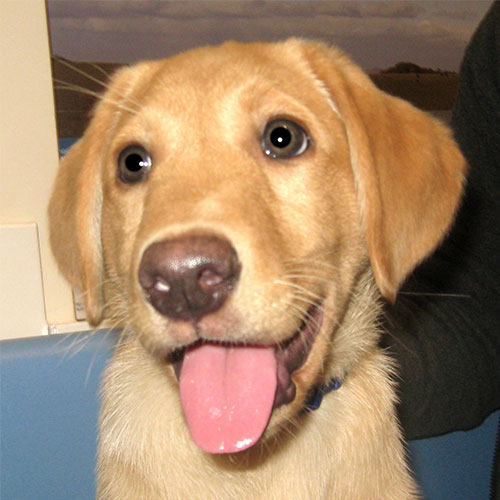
[304,267,381,412]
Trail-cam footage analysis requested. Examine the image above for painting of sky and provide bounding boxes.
[47,1,492,71]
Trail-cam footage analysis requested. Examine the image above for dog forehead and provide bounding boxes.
[159,40,305,83]
[116,40,343,149]
[132,41,330,111]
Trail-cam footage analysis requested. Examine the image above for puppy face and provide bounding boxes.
[49,39,466,454]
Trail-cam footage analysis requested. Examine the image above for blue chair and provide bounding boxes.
[1,331,498,499]
[1,331,114,500]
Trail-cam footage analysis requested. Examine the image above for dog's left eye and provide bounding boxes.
[117,145,152,184]
[261,119,309,159]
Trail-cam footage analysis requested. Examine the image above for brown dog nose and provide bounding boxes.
[138,234,240,322]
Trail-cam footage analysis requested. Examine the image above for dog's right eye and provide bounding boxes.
[117,145,152,184]
[261,119,309,159]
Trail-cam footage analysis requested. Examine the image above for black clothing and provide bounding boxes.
[381,2,500,496]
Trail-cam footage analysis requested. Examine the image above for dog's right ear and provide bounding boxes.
[48,65,143,325]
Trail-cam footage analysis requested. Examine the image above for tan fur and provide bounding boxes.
[48,39,466,499]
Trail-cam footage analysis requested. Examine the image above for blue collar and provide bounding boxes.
[304,379,342,411]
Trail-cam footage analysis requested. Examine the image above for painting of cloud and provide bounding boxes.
[47,1,491,71]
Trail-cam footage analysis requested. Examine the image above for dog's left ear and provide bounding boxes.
[298,40,467,301]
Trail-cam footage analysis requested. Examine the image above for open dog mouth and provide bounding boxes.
[170,303,325,454]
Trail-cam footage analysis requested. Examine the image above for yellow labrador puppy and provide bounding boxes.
[49,39,466,499]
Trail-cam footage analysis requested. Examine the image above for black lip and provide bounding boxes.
[170,302,325,408]
[273,303,324,408]
[171,347,188,380]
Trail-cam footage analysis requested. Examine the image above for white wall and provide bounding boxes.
[1,0,79,338]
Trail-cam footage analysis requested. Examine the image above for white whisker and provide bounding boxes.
[88,61,115,80]
[58,330,94,361]
[54,59,142,111]
[57,58,111,88]
[84,327,118,387]
[54,80,139,115]
[56,58,140,108]
[274,279,326,302]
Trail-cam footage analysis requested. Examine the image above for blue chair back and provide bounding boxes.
[1,331,498,499]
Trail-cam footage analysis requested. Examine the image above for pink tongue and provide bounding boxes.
[179,342,277,454]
